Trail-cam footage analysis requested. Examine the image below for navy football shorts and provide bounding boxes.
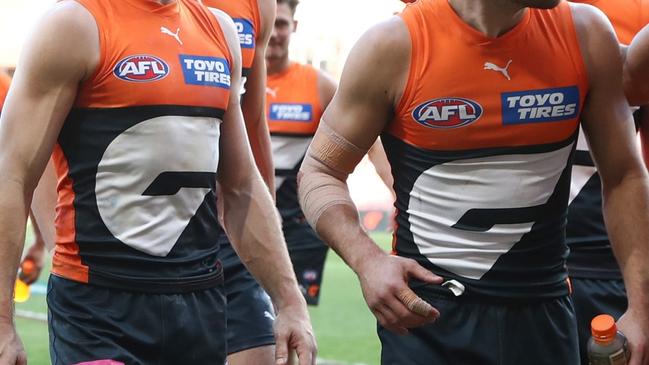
[379,283,579,365]
[48,275,226,365]
[220,235,276,354]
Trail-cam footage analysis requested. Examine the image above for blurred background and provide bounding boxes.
[1,0,405,364]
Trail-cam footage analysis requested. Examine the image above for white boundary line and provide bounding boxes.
[15,309,47,322]
[317,359,370,365]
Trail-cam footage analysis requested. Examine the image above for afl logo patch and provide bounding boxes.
[412,98,483,129]
[113,55,169,82]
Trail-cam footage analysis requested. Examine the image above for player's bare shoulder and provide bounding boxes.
[206,7,242,87]
[23,0,99,82]
[568,2,620,85]
[206,8,241,58]
[256,0,276,39]
[569,2,618,52]
[341,15,411,107]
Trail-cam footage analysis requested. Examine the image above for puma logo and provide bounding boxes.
[161,26,183,45]
[266,86,278,98]
[483,59,513,81]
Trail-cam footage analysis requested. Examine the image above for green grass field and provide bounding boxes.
[15,231,393,365]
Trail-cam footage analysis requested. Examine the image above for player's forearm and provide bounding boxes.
[603,173,649,313]
[222,174,302,308]
[315,204,387,275]
[0,179,32,322]
[30,158,57,251]
[245,119,275,195]
[298,165,386,274]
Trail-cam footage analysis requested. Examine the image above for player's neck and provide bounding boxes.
[448,0,527,38]
[267,55,291,76]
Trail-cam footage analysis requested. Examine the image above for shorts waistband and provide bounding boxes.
[56,261,224,294]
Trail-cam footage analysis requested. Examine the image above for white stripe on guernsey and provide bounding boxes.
[570,129,597,203]
[271,135,312,191]
[408,142,574,280]
[96,116,221,257]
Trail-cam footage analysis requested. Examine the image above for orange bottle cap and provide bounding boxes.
[21,259,35,275]
[591,314,616,343]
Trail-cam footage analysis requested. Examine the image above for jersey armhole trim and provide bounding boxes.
[565,3,591,99]
[73,0,107,88]
[393,12,419,123]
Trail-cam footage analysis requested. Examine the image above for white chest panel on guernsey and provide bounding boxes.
[271,134,312,190]
[408,142,574,280]
[570,128,597,204]
[95,116,221,257]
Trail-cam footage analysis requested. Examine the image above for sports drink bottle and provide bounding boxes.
[588,314,630,365]
[13,258,36,303]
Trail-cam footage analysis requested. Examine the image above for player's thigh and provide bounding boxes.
[47,275,157,365]
[227,345,276,365]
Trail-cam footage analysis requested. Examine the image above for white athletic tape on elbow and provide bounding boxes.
[299,122,368,228]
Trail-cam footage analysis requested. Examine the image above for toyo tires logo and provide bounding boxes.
[412,97,483,129]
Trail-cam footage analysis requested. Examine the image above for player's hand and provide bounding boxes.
[617,309,649,365]
[356,252,442,335]
[20,239,45,285]
[0,323,27,365]
[273,300,317,365]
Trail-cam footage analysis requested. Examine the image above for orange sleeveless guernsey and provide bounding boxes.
[570,0,649,44]
[0,71,10,112]
[52,0,233,292]
[266,62,323,220]
[201,0,260,77]
[387,0,589,298]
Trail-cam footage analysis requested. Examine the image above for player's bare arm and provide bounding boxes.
[624,25,649,106]
[29,158,56,252]
[573,4,649,364]
[299,17,442,336]
[316,69,336,109]
[212,11,316,365]
[242,0,276,194]
[623,25,649,170]
[0,2,98,364]
[19,158,57,285]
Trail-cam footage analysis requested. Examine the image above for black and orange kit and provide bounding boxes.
[47,0,232,363]
[267,62,328,305]
[380,1,587,364]
[200,0,276,354]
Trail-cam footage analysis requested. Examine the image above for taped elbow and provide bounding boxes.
[298,121,367,229]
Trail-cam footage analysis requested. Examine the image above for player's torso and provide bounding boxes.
[201,0,259,77]
[566,0,649,279]
[267,62,322,220]
[386,0,588,298]
[52,0,233,291]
